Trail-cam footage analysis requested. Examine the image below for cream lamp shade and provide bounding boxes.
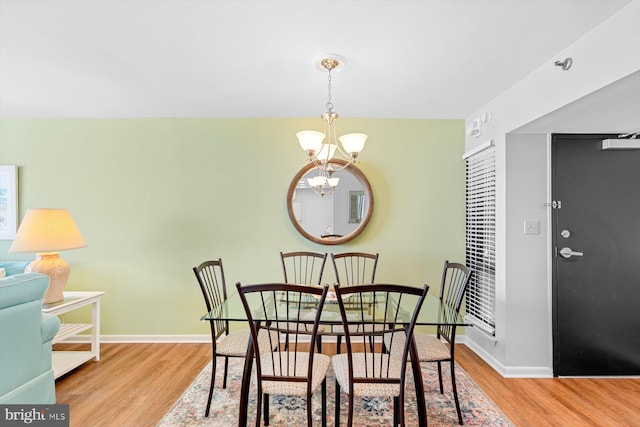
[338,133,367,156]
[9,208,87,303]
[296,130,325,155]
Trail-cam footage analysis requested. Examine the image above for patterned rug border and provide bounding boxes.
[158,357,514,426]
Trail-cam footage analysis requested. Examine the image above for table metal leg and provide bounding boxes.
[410,335,428,426]
[238,327,255,427]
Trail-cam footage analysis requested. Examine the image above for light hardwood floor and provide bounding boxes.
[54,343,640,427]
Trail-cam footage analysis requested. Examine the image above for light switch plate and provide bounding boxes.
[524,220,540,235]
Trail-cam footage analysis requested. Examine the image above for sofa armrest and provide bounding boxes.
[0,273,49,309]
[40,314,60,373]
[0,262,29,277]
[41,314,60,344]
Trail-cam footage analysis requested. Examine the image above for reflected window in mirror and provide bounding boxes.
[348,191,366,223]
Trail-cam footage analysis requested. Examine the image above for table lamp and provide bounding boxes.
[9,208,87,303]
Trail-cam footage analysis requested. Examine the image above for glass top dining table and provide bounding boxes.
[201,287,469,427]
[202,288,468,327]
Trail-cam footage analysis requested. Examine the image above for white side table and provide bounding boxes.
[42,291,105,379]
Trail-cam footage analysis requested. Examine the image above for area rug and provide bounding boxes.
[158,358,514,426]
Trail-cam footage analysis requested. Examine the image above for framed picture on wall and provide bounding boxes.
[0,165,18,239]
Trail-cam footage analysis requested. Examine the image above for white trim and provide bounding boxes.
[64,334,212,343]
[546,134,555,376]
[464,336,505,375]
[504,366,553,378]
[465,336,553,378]
[462,139,494,160]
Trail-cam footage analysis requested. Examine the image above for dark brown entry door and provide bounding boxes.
[552,133,640,376]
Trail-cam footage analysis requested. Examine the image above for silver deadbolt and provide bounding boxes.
[560,229,571,238]
[559,247,584,259]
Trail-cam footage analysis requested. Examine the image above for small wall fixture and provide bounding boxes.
[554,57,573,71]
[466,111,492,138]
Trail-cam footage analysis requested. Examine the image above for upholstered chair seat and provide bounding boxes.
[260,351,330,396]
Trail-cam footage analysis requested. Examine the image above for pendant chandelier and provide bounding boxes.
[297,54,367,195]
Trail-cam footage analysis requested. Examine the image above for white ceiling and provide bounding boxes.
[0,0,632,119]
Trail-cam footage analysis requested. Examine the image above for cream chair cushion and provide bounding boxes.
[332,353,404,397]
[217,329,279,357]
[384,332,450,362]
[260,351,330,396]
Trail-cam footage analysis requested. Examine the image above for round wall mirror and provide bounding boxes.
[287,159,374,245]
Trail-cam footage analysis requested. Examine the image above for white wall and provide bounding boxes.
[504,133,552,373]
[464,2,640,376]
[295,188,335,237]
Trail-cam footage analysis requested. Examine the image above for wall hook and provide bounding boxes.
[554,57,573,71]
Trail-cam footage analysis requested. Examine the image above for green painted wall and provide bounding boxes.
[0,118,464,336]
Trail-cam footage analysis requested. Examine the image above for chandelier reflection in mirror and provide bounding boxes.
[297,54,367,196]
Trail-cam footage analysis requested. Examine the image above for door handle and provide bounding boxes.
[559,247,584,259]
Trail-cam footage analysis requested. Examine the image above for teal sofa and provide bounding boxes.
[0,272,60,404]
[0,261,28,277]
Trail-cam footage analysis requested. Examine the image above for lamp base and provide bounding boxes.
[26,252,70,304]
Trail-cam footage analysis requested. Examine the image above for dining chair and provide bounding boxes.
[331,252,379,353]
[385,261,472,425]
[280,251,328,350]
[236,282,331,427]
[193,259,277,417]
[332,283,429,427]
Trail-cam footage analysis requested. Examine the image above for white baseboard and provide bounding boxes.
[65,334,347,344]
[461,337,506,375]
[64,334,211,343]
[504,366,553,378]
[108,335,214,343]
[464,337,553,378]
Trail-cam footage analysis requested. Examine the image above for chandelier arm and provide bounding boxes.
[333,143,357,162]
[309,157,322,167]
[323,159,354,172]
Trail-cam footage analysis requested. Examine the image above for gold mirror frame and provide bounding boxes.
[287,159,374,245]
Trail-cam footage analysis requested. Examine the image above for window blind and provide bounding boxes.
[464,144,496,336]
